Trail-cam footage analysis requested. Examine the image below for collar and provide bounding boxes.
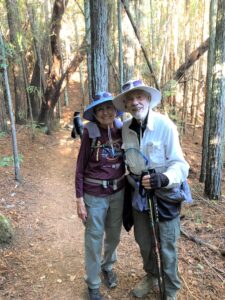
[129,109,154,132]
[85,118,122,139]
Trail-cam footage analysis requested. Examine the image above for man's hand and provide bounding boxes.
[142,173,169,189]
[76,197,87,222]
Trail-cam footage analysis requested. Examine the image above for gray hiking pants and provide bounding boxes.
[84,188,124,289]
[133,209,181,297]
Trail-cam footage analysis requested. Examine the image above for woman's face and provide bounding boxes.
[94,102,117,128]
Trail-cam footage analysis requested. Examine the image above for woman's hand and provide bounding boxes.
[76,197,87,222]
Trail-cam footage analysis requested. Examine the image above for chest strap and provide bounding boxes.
[84,174,125,190]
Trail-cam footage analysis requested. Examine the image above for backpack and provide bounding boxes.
[71,112,84,139]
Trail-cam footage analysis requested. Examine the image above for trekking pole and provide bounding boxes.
[142,170,166,300]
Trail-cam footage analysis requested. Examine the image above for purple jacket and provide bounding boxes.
[75,120,125,198]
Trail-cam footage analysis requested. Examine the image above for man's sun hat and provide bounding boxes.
[83,91,122,122]
[113,79,161,111]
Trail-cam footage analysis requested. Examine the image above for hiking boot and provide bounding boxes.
[88,288,104,300]
[167,296,177,300]
[132,274,159,298]
[102,269,118,288]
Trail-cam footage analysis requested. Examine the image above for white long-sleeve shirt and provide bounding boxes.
[122,110,189,188]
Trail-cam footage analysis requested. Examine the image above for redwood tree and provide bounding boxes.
[38,0,69,127]
[5,0,27,124]
[90,0,108,96]
[205,0,225,200]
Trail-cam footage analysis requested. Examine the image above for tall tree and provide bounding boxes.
[117,0,123,90]
[26,0,47,121]
[205,0,225,199]
[0,32,22,181]
[5,0,27,124]
[0,72,8,132]
[38,0,69,127]
[200,0,218,182]
[84,0,92,101]
[90,0,108,96]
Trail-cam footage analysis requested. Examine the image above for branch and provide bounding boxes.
[121,0,159,89]
[173,38,209,82]
[181,227,225,256]
[202,255,224,282]
[191,190,225,216]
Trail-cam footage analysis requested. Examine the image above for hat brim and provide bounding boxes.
[113,86,161,111]
[83,97,122,122]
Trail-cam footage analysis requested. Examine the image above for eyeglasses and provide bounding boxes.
[122,80,144,92]
[93,92,112,101]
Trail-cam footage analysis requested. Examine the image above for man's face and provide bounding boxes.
[124,90,150,121]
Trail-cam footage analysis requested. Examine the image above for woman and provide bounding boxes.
[75,91,125,300]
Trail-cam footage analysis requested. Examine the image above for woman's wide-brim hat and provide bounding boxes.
[113,79,161,111]
[83,91,122,122]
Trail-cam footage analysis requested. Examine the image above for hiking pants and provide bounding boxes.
[133,209,181,297]
[84,188,124,289]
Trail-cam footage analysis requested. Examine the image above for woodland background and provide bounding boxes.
[0,0,225,299]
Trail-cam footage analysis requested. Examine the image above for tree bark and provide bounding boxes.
[38,35,87,127]
[117,0,123,91]
[26,0,47,121]
[0,32,22,182]
[90,0,109,97]
[200,0,218,183]
[38,0,69,127]
[5,0,27,124]
[205,0,225,200]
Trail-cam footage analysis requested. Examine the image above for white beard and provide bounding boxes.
[132,107,149,122]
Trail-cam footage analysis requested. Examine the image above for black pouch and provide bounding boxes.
[155,180,193,204]
[123,177,134,232]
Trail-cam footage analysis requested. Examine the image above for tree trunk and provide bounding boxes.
[200,0,218,183]
[181,0,190,135]
[84,0,92,102]
[38,35,87,127]
[38,0,69,127]
[5,0,27,124]
[26,0,47,121]
[90,0,108,96]
[205,0,225,200]
[0,32,22,182]
[0,73,8,132]
[117,0,124,91]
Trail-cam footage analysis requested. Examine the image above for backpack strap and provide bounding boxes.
[84,122,101,157]
[84,122,101,139]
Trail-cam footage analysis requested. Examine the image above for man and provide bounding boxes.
[113,79,189,300]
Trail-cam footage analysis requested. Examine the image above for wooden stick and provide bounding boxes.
[191,190,225,216]
[180,227,224,255]
[180,275,199,300]
[202,255,224,282]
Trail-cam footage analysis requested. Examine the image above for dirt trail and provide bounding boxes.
[0,127,144,300]
[0,130,87,299]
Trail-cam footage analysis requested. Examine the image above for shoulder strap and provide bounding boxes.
[84,122,101,139]
[84,122,101,153]
[91,137,98,149]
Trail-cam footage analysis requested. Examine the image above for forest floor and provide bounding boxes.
[0,80,225,300]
